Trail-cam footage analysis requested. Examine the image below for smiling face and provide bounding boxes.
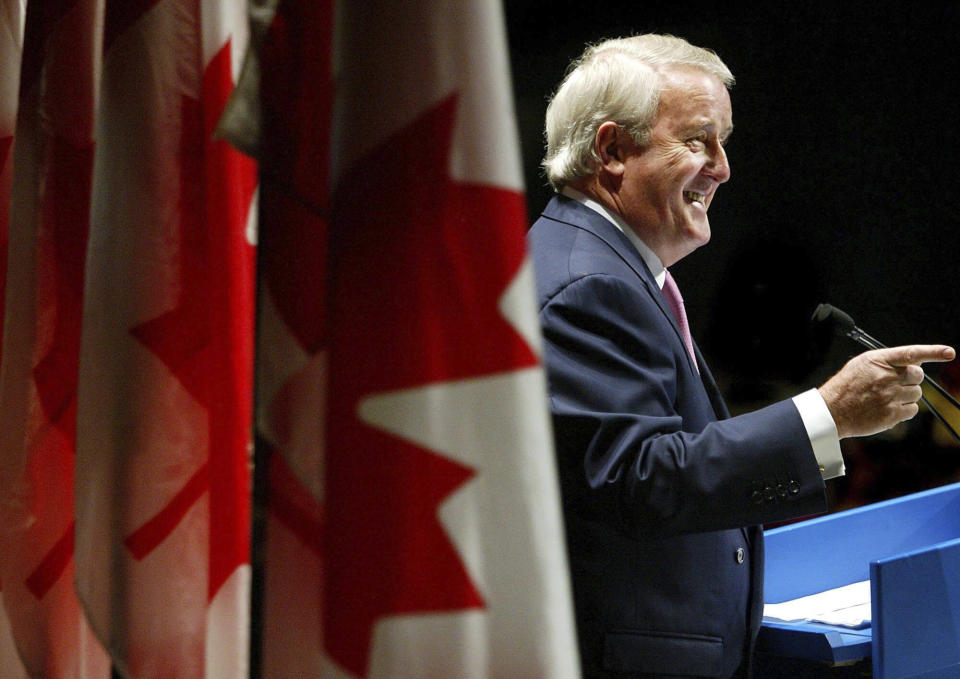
[616,66,733,266]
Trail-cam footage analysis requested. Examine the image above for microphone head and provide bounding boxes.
[811,303,856,337]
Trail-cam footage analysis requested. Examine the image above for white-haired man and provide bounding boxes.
[529,34,953,678]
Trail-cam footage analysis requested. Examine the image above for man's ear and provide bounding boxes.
[594,121,628,178]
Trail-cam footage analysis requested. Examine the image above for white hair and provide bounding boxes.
[542,34,735,191]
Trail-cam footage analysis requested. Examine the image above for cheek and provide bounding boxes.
[655,150,697,194]
[627,149,695,212]
[665,149,699,180]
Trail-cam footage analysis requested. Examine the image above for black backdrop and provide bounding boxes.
[505,2,960,505]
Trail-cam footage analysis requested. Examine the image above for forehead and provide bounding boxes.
[655,66,733,133]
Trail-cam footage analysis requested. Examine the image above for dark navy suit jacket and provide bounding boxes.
[529,195,828,678]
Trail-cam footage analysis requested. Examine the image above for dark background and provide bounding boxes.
[505,2,960,508]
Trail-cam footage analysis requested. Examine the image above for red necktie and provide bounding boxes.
[662,270,699,374]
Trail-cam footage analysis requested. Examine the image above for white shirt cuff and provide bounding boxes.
[792,388,845,480]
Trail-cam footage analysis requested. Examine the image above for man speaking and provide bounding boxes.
[528,34,954,678]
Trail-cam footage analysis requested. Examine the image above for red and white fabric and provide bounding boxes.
[0,0,110,676]
[70,0,257,677]
[1,0,577,676]
[252,0,333,676]
[318,1,581,676]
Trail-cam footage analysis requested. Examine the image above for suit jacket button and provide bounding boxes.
[736,547,745,564]
[750,490,763,504]
[789,479,801,495]
[777,483,788,499]
[764,486,776,502]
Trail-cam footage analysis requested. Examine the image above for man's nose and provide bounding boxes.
[705,144,730,184]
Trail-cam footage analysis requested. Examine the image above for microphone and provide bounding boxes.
[812,303,960,444]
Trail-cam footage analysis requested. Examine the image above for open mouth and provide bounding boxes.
[683,190,706,205]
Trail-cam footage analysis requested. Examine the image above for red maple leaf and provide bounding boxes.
[29,0,155,448]
[257,0,334,354]
[126,40,257,601]
[24,135,94,601]
[19,0,156,607]
[323,95,536,676]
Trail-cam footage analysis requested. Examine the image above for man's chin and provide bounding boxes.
[666,229,710,266]
[686,221,711,247]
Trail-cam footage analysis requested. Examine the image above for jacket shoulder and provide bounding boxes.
[528,203,650,307]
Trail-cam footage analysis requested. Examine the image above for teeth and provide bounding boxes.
[684,191,706,203]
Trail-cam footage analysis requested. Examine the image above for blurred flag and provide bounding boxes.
[241,0,334,676]
[242,0,580,676]
[319,1,580,676]
[2,0,577,676]
[71,0,257,677]
[0,2,26,676]
[0,0,110,676]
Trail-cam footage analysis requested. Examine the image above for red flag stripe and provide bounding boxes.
[123,463,209,560]
[267,451,323,556]
[24,522,75,600]
[201,40,256,601]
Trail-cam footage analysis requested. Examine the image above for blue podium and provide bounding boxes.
[759,481,960,678]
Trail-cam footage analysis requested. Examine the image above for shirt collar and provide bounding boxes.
[560,186,667,289]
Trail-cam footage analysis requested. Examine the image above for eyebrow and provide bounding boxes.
[687,122,734,143]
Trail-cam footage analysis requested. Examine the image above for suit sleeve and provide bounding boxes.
[539,272,827,536]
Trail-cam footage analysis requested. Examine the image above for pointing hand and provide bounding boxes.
[818,345,956,439]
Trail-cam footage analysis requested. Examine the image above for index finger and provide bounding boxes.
[881,344,956,366]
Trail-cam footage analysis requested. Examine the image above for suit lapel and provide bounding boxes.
[544,196,705,378]
[543,197,703,371]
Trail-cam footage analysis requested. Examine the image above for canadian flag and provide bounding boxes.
[16,0,257,677]
[0,0,110,677]
[251,0,333,676]
[318,1,579,677]
[69,0,257,676]
[2,0,578,675]
[248,0,580,676]
[1,0,256,676]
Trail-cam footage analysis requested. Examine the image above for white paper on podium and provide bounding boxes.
[763,580,871,629]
